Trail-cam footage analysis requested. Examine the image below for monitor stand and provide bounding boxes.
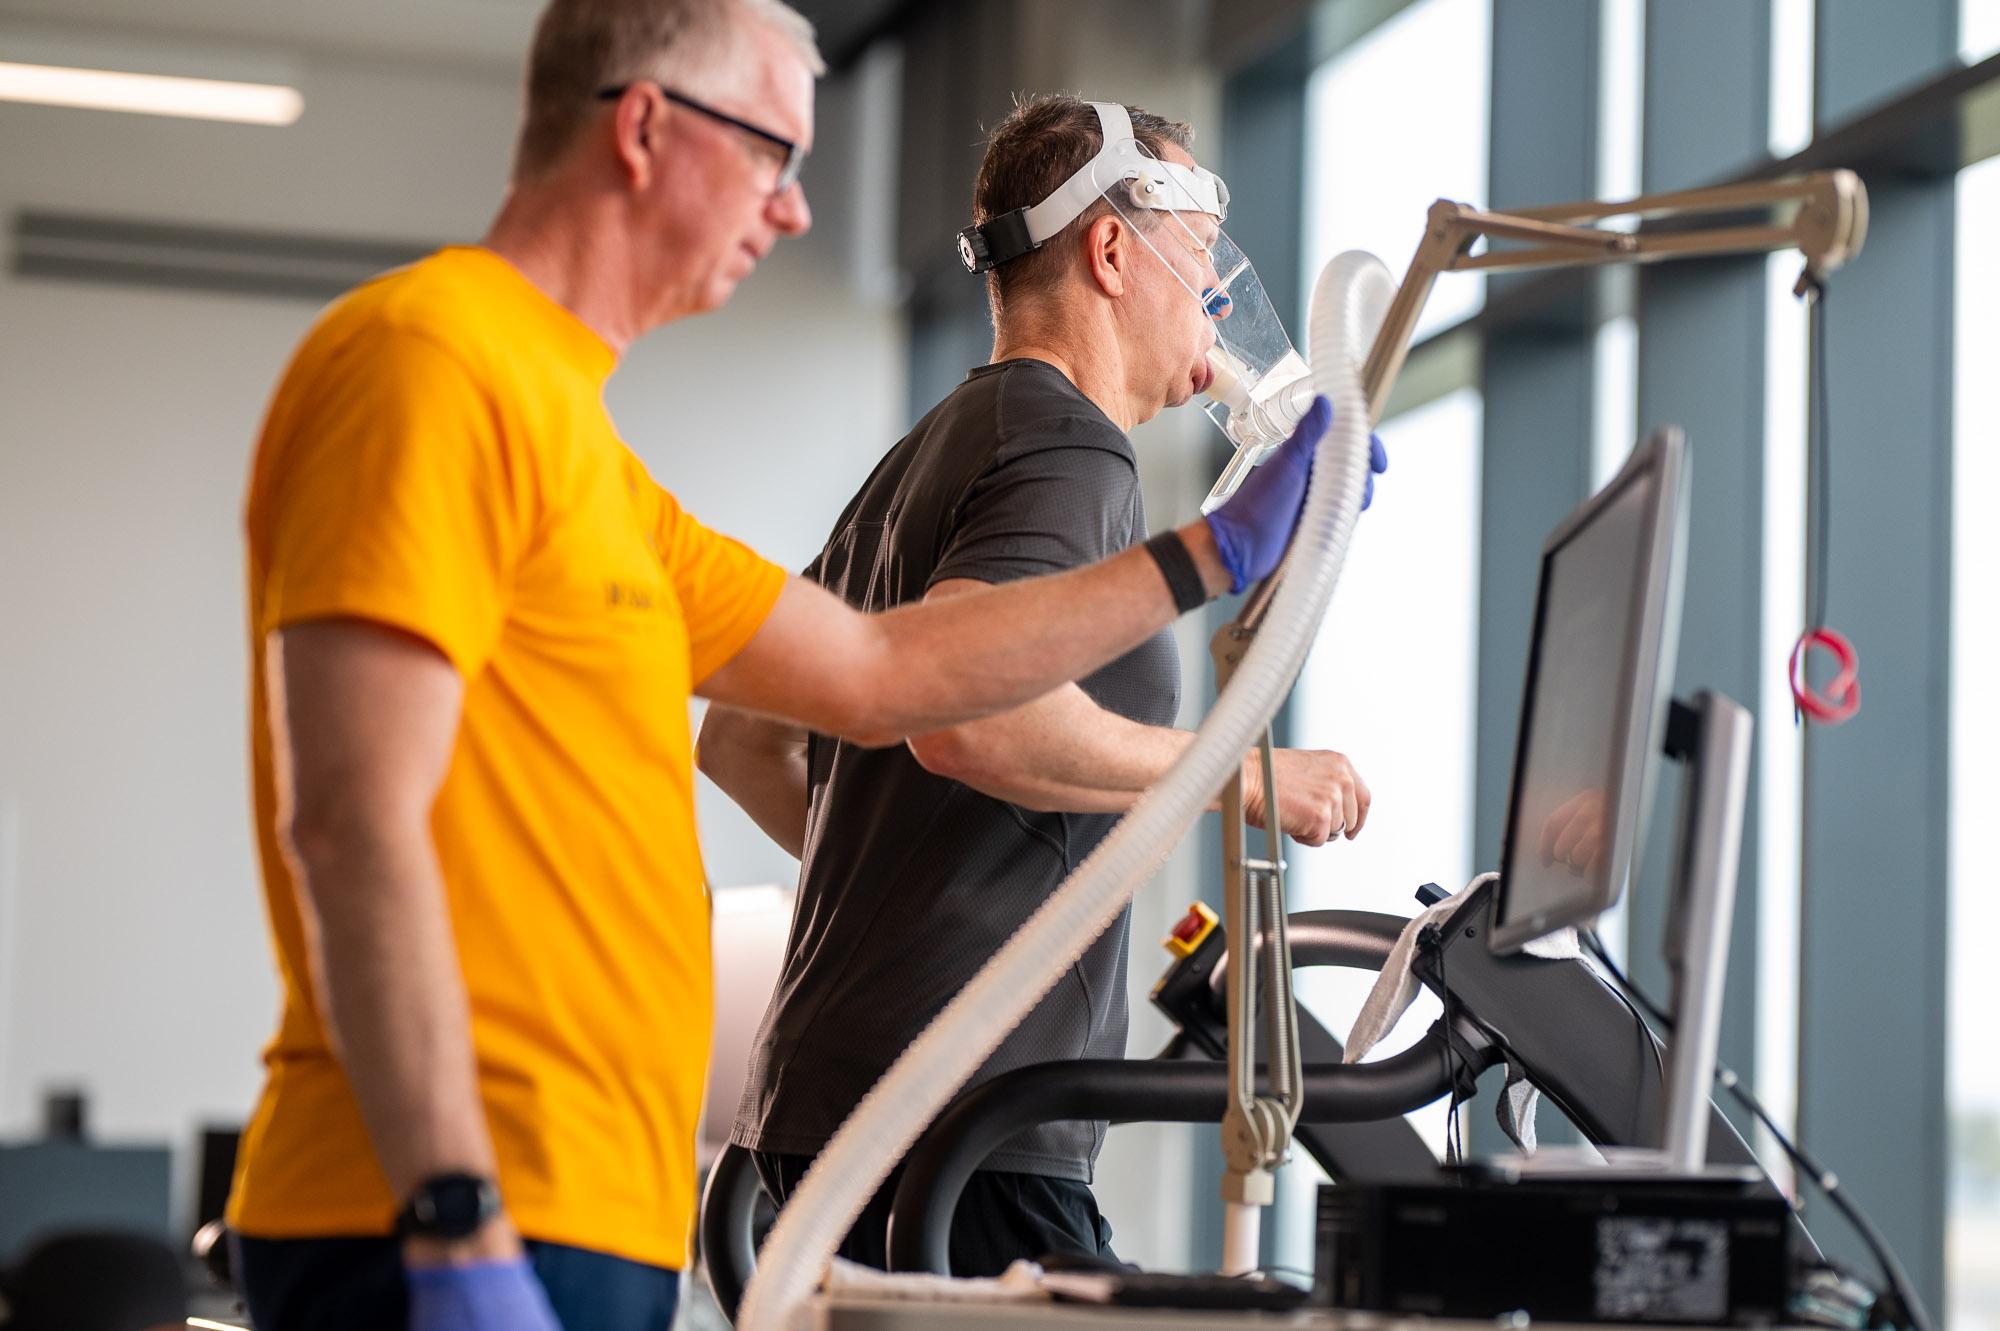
[1482,689,1755,1183]
[1658,690,1755,1171]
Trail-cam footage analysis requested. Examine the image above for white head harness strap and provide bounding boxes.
[956,101,1230,273]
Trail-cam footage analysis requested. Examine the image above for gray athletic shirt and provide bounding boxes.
[730,359,1183,1179]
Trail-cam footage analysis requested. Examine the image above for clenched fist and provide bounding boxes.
[1242,748,1371,847]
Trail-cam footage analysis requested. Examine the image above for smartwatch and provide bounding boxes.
[395,1172,502,1240]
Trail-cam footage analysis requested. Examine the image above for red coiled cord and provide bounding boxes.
[1790,626,1860,725]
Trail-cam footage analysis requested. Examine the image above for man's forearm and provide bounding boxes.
[867,522,1226,744]
[911,682,1358,843]
[696,706,810,858]
[699,522,1230,748]
[910,684,1192,812]
[291,820,500,1213]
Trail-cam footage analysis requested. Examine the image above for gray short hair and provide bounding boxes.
[513,0,824,180]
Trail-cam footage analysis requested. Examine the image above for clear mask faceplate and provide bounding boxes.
[1085,119,1316,511]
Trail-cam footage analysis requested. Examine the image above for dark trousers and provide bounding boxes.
[751,1150,1116,1277]
[232,1233,679,1331]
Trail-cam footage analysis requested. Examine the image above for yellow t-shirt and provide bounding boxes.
[227,246,788,1269]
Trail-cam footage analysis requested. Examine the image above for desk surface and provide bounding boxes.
[815,1293,1791,1331]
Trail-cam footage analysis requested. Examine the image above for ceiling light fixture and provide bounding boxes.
[0,60,302,125]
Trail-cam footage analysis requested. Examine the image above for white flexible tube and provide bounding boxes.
[736,251,1395,1331]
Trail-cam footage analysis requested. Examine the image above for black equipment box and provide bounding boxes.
[1315,1177,1792,1325]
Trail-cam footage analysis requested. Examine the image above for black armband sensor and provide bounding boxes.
[1144,531,1209,615]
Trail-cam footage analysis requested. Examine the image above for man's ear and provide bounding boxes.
[607,85,660,191]
[1084,213,1128,298]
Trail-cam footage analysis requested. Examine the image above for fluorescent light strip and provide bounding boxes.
[0,60,301,125]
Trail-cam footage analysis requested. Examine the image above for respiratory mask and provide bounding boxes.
[955,102,1313,511]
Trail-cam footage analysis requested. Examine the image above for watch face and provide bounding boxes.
[409,1173,496,1237]
[427,1178,484,1227]
[957,232,979,272]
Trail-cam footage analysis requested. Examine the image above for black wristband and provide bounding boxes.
[1144,530,1209,615]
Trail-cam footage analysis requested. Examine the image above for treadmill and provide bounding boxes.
[702,428,1799,1306]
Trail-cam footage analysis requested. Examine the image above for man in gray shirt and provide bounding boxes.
[698,95,1379,1274]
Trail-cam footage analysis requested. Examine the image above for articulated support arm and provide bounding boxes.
[1206,169,1866,1253]
[1362,170,1866,424]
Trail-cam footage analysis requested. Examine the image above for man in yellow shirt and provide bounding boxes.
[227,1,1329,1328]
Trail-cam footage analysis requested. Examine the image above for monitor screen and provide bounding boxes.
[1490,429,1685,954]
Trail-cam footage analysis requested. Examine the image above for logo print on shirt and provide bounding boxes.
[605,580,656,610]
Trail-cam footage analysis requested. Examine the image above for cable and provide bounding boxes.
[1793,281,1862,725]
[1421,924,1467,1168]
[1810,280,1832,634]
[1578,930,1670,1028]
[1576,932,1935,1331]
[1578,929,1668,1094]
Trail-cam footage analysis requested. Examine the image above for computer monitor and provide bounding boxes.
[193,1125,241,1233]
[1489,427,1688,955]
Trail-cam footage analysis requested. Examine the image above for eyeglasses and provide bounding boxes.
[596,82,807,196]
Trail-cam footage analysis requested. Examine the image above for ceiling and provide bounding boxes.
[0,0,543,73]
[0,0,916,77]
[794,0,912,70]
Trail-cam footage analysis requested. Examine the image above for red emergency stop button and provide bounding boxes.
[1164,902,1218,958]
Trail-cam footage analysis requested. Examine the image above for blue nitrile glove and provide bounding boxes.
[409,1257,562,1331]
[1363,433,1389,511]
[1203,398,1390,591]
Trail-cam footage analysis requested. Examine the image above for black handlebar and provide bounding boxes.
[699,1142,768,1321]
[884,1030,1493,1275]
[701,893,1798,1301]
[698,907,1426,1306]
[876,901,1463,1278]
[1277,908,1404,971]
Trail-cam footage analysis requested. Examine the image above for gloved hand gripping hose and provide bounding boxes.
[736,251,1396,1331]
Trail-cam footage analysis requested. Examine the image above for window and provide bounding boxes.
[1967,0,2000,65]
[1272,386,1482,1275]
[1263,4,1493,1271]
[1303,0,1492,340]
[1290,387,1483,1118]
[1290,0,1492,1149]
[1948,148,2000,1331]
[1751,0,1817,1190]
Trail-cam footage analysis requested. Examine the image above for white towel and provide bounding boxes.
[1339,872,1584,1153]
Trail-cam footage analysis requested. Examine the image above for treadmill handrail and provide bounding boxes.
[881,906,1428,1278]
[884,1038,1487,1276]
[701,898,1799,1297]
[1263,909,1404,973]
[881,892,1790,1277]
[698,907,1425,1313]
[700,1142,766,1322]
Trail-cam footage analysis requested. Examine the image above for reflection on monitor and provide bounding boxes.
[1490,428,1687,955]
